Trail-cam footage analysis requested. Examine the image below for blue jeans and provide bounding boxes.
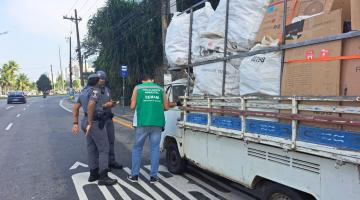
[131,126,162,177]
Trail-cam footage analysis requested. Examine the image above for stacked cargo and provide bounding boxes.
[165,0,360,129]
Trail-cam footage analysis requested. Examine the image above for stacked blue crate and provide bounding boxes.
[186,113,360,151]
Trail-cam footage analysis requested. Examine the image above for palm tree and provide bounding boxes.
[0,61,20,94]
[16,73,30,91]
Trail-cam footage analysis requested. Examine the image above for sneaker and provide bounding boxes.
[149,176,158,184]
[127,175,138,183]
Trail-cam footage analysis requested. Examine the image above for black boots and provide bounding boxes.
[109,161,123,169]
[98,170,117,186]
[88,168,99,182]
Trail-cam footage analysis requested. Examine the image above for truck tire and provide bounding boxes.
[165,142,186,174]
[261,182,303,200]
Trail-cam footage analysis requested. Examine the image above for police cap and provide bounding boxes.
[96,70,107,79]
[88,73,100,80]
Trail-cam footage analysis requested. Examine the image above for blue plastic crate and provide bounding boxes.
[212,116,242,130]
[298,126,360,151]
[246,119,292,139]
[187,113,208,125]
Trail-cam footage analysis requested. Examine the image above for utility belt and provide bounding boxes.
[94,111,114,129]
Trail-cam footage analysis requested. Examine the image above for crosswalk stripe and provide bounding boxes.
[189,166,253,200]
[140,169,182,200]
[123,167,165,200]
[147,165,220,200]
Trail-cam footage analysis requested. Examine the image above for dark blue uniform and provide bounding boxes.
[77,86,110,172]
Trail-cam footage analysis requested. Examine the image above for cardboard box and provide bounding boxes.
[282,9,343,96]
[341,37,360,96]
[298,0,327,16]
[351,0,360,30]
[255,0,300,42]
[325,0,351,20]
[281,10,343,129]
[340,37,360,132]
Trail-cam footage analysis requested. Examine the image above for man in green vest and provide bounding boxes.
[127,73,169,184]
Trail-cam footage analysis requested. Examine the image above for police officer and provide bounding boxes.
[96,70,123,169]
[72,74,117,186]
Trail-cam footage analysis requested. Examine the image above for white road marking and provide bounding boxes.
[6,106,14,110]
[184,173,249,200]
[5,123,13,131]
[69,162,88,170]
[146,165,220,200]
[23,108,26,111]
[123,167,165,200]
[108,172,153,200]
[16,114,21,118]
[59,99,72,113]
[71,172,115,200]
[140,168,182,200]
[190,166,252,199]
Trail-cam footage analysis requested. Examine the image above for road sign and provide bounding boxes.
[120,65,128,78]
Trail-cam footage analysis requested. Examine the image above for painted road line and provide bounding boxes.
[113,118,134,129]
[5,123,13,131]
[72,172,115,200]
[189,166,253,199]
[123,167,165,200]
[140,169,182,200]
[108,172,153,200]
[6,106,14,110]
[16,114,21,118]
[146,165,219,200]
[59,99,72,113]
[184,173,248,200]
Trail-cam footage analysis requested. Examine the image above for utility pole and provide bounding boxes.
[58,46,64,90]
[67,36,73,89]
[63,9,84,87]
[50,65,54,91]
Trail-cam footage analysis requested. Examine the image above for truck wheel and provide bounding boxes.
[261,182,303,200]
[166,142,186,174]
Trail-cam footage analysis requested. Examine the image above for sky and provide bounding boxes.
[0,0,107,81]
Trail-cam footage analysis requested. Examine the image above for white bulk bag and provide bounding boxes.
[193,54,240,96]
[165,3,214,66]
[202,0,269,52]
[239,37,281,96]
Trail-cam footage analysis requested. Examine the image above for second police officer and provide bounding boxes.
[96,70,123,169]
[72,73,117,186]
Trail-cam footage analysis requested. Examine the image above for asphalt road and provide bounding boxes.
[0,96,258,200]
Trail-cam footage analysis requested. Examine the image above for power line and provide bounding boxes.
[78,0,91,14]
[84,0,100,17]
[67,0,81,15]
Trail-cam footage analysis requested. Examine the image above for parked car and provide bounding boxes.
[7,91,26,104]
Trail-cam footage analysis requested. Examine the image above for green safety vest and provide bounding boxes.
[136,82,165,127]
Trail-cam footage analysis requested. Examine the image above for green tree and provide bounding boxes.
[54,74,65,91]
[0,60,20,94]
[16,73,30,91]
[72,79,81,91]
[29,82,37,91]
[84,0,163,103]
[36,74,52,93]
